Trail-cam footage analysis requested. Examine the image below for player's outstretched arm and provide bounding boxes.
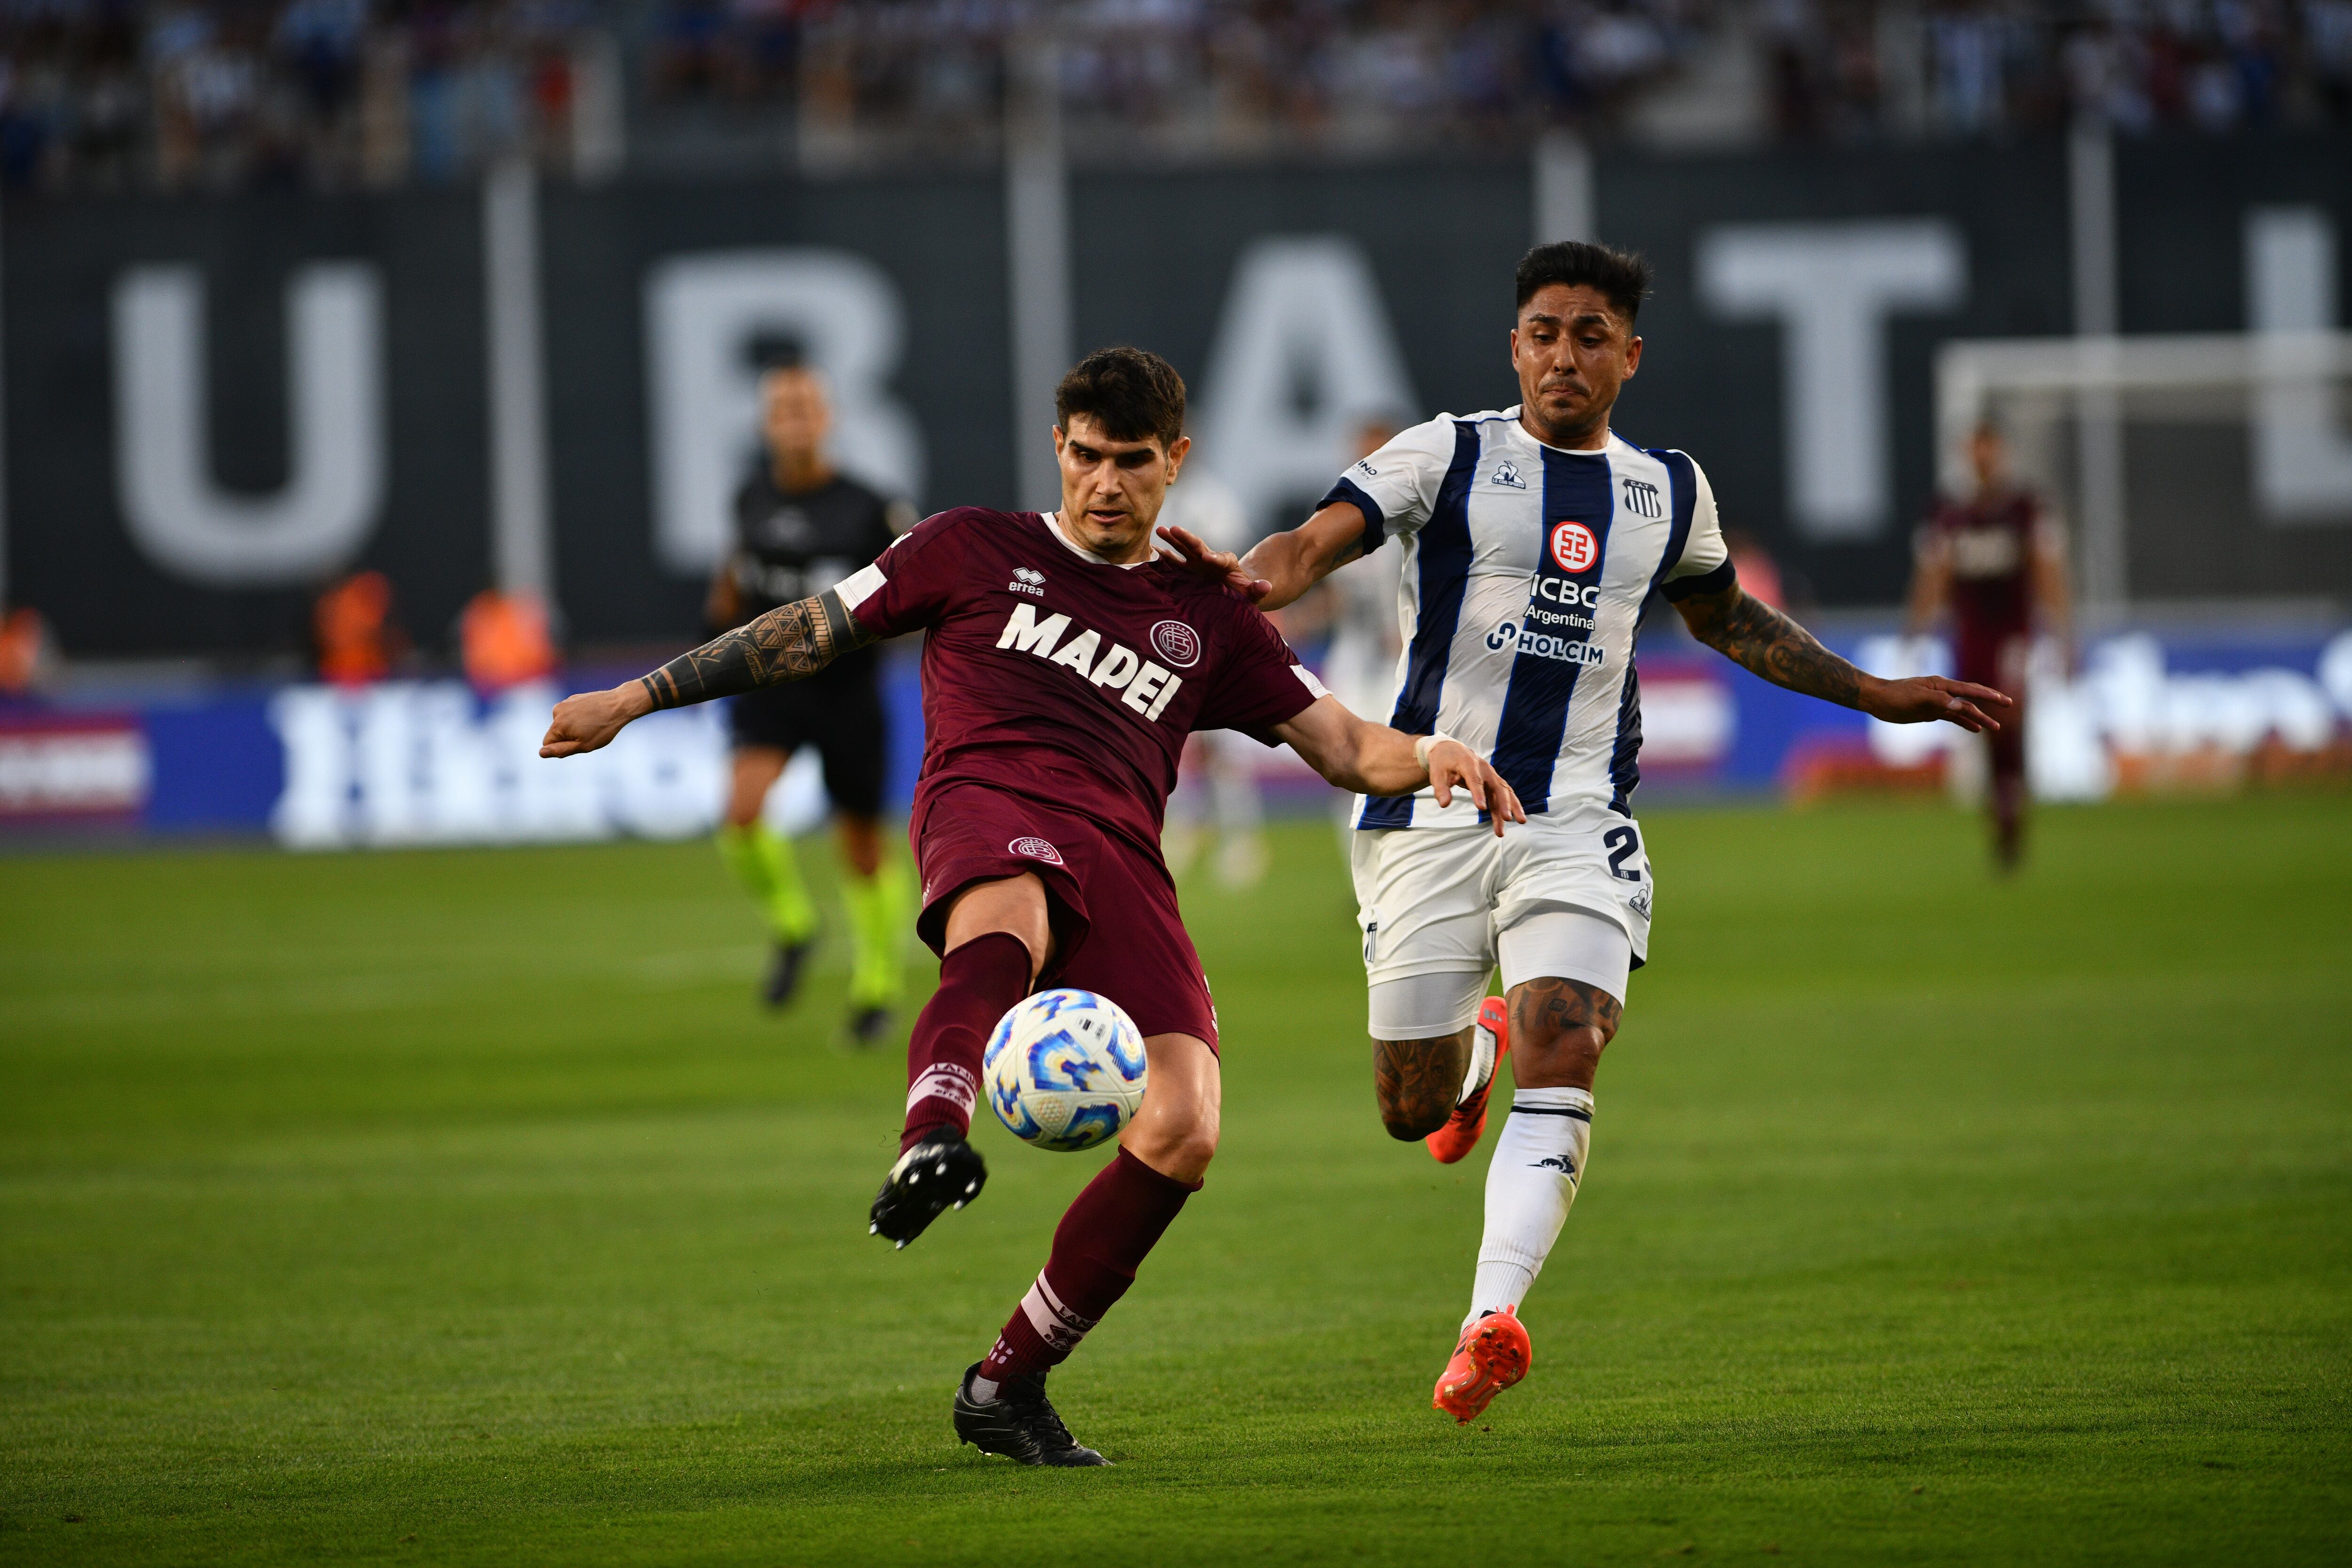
[539,589,872,758]
[1271,695,1527,836]
[1156,501,1367,613]
[1673,581,2012,732]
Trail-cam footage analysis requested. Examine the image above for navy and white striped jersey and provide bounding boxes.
[1319,407,1734,829]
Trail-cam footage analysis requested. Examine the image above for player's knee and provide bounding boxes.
[1374,1040,1459,1140]
[1516,1023,1609,1086]
[1379,1090,1451,1141]
[1129,1114,1217,1183]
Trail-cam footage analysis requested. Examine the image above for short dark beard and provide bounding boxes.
[1520,391,1613,450]
[1057,505,1158,564]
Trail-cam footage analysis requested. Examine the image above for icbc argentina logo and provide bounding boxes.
[1549,520,1599,574]
[1149,620,1201,669]
[1009,836,1065,866]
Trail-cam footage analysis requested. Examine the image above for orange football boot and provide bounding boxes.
[1432,1305,1532,1424]
[1426,995,1510,1164]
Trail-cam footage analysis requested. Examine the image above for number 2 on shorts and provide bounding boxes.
[1602,825,1643,882]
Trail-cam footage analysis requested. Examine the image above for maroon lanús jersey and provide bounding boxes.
[1924,489,2041,651]
[836,507,1324,857]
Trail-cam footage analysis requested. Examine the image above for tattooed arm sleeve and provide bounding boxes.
[637,589,873,710]
[1671,580,1865,709]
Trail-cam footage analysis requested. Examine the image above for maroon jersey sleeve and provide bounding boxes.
[834,508,975,639]
[1195,596,1323,742]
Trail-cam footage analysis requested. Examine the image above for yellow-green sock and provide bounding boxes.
[841,857,913,1008]
[715,821,818,945]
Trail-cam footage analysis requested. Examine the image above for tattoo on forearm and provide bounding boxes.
[1373,1032,1470,1142]
[1684,587,1863,708]
[639,589,871,710]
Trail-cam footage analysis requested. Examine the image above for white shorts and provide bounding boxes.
[1353,808,1652,1036]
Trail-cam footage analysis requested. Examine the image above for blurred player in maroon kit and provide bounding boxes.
[1907,424,2073,869]
[539,348,1522,1465]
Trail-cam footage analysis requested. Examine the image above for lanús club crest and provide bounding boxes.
[1149,620,1201,669]
[1009,836,1064,866]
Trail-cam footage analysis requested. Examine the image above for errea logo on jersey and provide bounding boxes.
[1008,566,1046,597]
[997,603,1185,721]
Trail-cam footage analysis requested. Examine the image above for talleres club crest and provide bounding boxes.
[1149,620,1201,669]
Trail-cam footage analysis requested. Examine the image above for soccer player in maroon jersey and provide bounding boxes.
[1906,423,2073,869]
[539,347,1524,1465]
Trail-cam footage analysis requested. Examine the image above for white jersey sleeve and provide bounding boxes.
[1316,416,1459,552]
[1658,456,1736,601]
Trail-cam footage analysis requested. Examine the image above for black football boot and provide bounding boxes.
[953,1363,1110,1466]
[761,938,814,1009]
[868,1133,987,1248]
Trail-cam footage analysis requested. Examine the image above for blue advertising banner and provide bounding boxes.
[6,630,2343,846]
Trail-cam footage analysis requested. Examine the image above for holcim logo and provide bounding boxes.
[1149,620,1201,669]
[1009,836,1065,866]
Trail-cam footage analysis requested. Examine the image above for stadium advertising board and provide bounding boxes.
[6,629,2341,846]
[5,133,2347,660]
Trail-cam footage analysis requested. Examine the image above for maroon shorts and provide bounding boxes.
[911,782,1218,1050]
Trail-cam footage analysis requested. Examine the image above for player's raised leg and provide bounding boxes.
[954,1029,1216,1465]
[869,874,1050,1247]
[1434,909,1624,1423]
[1357,828,1510,1161]
[1370,984,1511,1162]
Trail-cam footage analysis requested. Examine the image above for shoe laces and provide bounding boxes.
[1001,1380,1077,1450]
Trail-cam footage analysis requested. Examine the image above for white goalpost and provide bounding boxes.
[1860,329,2352,803]
[1933,329,2352,613]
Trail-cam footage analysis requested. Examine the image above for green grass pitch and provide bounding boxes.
[3,796,2348,1565]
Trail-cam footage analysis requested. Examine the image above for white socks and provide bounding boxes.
[1459,1009,1501,1103]
[1464,1086,1593,1330]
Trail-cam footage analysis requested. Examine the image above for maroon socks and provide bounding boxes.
[976,1146,1200,1390]
[901,931,1033,1154]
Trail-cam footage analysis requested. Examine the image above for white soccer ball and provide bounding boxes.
[983,988,1150,1153]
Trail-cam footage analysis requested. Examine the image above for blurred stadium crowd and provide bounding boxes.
[3,0,2350,190]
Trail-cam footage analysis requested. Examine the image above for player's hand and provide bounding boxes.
[1859,674,2013,733]
[1425,739,1527,836]
[1155,525,1272,603]
[540,684,653,758]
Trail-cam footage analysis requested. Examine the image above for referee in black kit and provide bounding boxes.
[707,364,913,1044]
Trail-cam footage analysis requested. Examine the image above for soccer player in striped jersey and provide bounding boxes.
[1161,241,2012,1423]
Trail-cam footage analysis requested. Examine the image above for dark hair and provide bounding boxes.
[1055,345,1187,451]
[1514,241,1653,326]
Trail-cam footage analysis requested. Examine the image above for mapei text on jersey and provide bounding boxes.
[996,603,1186,722]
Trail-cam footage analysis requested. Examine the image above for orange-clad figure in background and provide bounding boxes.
[0,607,56,695]
[461,589,560,691]
[314,572,401,686]
[1724,529,1785,612]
